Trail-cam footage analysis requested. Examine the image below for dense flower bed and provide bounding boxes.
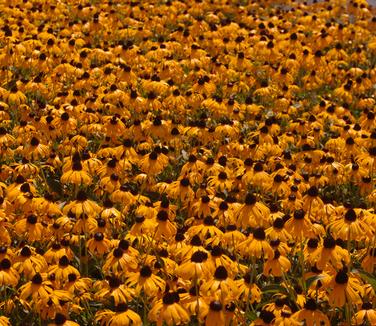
[0,0,376,325]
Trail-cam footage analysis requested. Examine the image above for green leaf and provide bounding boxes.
[357,269,376,292]
[261,284,289,295]
[305,275,325,289]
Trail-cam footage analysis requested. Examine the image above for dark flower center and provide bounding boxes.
[94,233,104,241]
[118,240,130,250]
[226,224,237,231]
[218,172,227,180]
[191,250,208,263]
[307,238,319,249]
[273,218,285,229]
[180,178,190,187]
[253,228,266,240]
[76,190,88,201]
[30,137,40,146]
[20,183,31,193]
[323,237,336,249]
[274,174,283,183]
[97,218,106,227]
[135,214,145,223]
[27,214,37,224]
[140,265,152,278]
[335,270,349,284]
[55,313,67,325]
[109,276,121,288]
[59,255,70,267]
[32,273,43,284]
[211,246,223,257]
[72,161,83,171]
[245,193,257,205]
[68,273,77,282]
[116,303,128,312]
[294,209,305,220]
[0,258,11,270]
[344,209,356,222]
[260,310,275,323]
[203,216,214,226]
[214,266,228,280]
[201,195,210,203]
[20,246,32,257]
[190,235,202,246]
[113,248,123,258]
[157,210,168,221]
[210,300,222,311]
[307,186,318,197]
[163,292,180,305]
[149,151,158,160]
[362,302,372,310]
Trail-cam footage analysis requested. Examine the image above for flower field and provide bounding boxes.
[0,0,376,325]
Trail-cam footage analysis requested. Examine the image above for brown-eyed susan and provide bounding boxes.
[48,256,80,285]
[61,160,92,186]
[201,265,239,300]
[167,177,195,202]
[175,249,211,280]
[329,208,372,241]
[324,268,364,307]
[263,250,291,277]
[19,272,54,302]
[237,228,274,259]
[352,302,376,326]
[180,285,209,323]
[284,209,315,240]
[103,241,138,274]
[95,304,142,326]
[148,291,190,326]
[308,236,350,270]
[13,246,48,278]
[0,258,19,287]
[14,214,46,242]
[48,313,80,326]
[186,216,223,243]
[153,210,177,240]
[94,276,135,306]
[292,298,330,326]
[125,264,166,297]
[236,193,270,229]
[87,232,112,256]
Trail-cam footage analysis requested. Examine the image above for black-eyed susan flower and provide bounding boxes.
[237,228,274,259]
[292,298,330,326]
[263,250,291,277]
[148,291,190,326]
[352,302,376,326]
[125,264,165,297]
[95,304,142,326]
[0,258,19,287]
[324,268,364,307]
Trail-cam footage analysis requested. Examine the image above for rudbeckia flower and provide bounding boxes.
[325,268,364,307]
[125,265,165,297]
[0,258,19,286]
[201,266,239,299]
[263,250,291,277]
[352,302,376,326]
[95,304,142,326]
[148,291,190,326]
[329,208,372,241]
[237,228,274,259]
[292,298,330,326]
[19,272,53,302]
